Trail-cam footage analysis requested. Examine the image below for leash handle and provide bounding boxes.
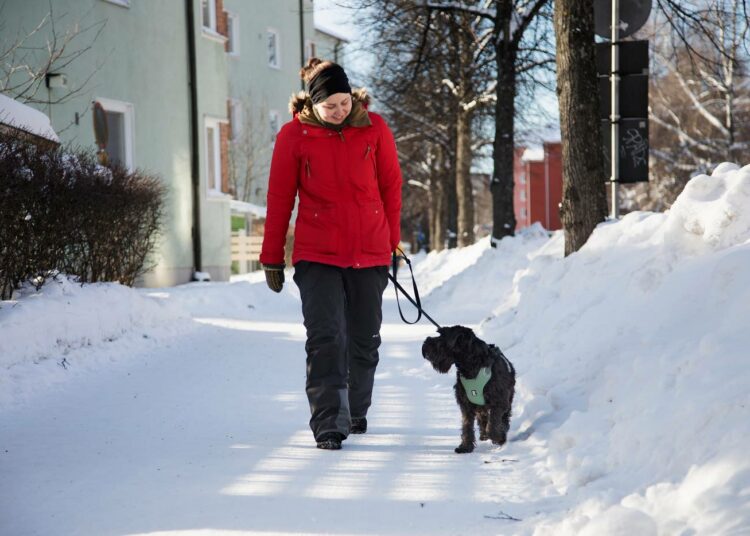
[390,248,441,330]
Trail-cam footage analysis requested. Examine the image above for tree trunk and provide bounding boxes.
[554,0,608,256]
[430,144,448,251]
[490,48,517,245]
[455,109,475,246]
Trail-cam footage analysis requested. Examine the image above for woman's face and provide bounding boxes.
[314,92,352,125]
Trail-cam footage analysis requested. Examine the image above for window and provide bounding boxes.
[229,99,243,140]
[267,29,280,68]
[519,171,526,184]
[269,110,280,142]
[520,189,526,201]
[201,0,216,32]
[520,207,527,219]
[94,98,134,170]
[205,116,227,194]
[305,40,316,61]
[226,12,239,55]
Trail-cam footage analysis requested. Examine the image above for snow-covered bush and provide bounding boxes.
[0,132,165,299]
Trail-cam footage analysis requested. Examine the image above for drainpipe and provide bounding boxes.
[299,0,305,90]
[186,0,202,275]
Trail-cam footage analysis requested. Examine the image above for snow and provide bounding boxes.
[0,93,60,142]
[2,163,750,535]
[229,199,267,218]
[521,146,544,162]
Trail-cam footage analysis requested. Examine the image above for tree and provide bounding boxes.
[649,0,749,192]
[423,0,553,245]
[553,0,608,255]
[227,92,274,204]
[0,2,105,107]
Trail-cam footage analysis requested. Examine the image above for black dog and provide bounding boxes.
[422,326,515,453]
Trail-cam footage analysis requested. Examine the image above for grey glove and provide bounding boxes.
[263,263,285,293]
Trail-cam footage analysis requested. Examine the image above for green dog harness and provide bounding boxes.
[459,366,492,406]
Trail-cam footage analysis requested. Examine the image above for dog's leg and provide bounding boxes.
[478,410,490,441]
[455,404,476,453]
[488,408,510,446]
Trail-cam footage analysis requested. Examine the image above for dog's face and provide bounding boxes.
[422,325,486,373]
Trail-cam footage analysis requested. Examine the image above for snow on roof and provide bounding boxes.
[0,93,59,143]
[230,199,267,218]
[314,22,352,43]
[521,146,544,162]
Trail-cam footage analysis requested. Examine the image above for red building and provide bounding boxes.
[514,142,563,231]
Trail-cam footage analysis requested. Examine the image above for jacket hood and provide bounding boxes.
[288,87,372,128]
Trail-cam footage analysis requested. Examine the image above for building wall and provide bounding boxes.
[514,144,563,232]
[4,0,233,286]
[224,0,314,206]
[314,29,347,67]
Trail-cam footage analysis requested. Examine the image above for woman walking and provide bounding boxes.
[259,58,402,450]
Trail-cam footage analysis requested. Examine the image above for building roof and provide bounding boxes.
[521,147,544,162]
[314,22,351,43]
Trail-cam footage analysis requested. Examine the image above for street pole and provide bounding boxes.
[610,0,620,219]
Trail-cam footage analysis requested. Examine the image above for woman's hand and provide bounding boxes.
[263,264,286,293]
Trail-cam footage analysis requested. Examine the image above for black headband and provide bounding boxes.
[307,64,352,104]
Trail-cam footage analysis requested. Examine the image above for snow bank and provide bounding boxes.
[0,273,299,409]
[0,277,189,407]
[481,163,750,534]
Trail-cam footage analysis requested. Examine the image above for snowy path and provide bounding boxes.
[1,281,558,536]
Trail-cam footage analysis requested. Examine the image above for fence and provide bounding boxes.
[231,231,263,273]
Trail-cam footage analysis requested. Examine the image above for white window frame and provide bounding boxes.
[226,11,240,56]
[229,99,243,140]
[201,0,216,32]
[94,97,135,171]
[269,109,281,142]
[204,116,228,196]
[267,28,281,69]
[520,207,527,219]
[520,189,526,201]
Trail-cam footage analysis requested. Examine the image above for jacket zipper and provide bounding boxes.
[364,144,371,158]
[305,160,311,178]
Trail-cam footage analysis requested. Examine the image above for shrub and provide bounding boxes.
[0,131,166,300]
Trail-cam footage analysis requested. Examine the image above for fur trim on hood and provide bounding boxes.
[288,87,371,115]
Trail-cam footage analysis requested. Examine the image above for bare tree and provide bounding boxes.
[422,0,553,245]
[228,91,274,203]
[0,2,106,106]
[554,0,608,255]
[650,0,749,184]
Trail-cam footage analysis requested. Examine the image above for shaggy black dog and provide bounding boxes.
[422,325,515,453]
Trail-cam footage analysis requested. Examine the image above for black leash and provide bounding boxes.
[389,249,442,330]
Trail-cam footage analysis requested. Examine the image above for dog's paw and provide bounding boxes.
[479,432,489,441]
[454,444,474,454]
[490,434,507,446]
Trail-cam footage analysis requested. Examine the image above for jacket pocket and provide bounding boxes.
[294,205,339,255]
[359,202,391,255]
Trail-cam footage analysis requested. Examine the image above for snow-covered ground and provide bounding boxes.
[2,163,749,535]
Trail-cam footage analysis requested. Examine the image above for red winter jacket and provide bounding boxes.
[260,90,402,269]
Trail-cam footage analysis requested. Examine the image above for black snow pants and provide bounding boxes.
[293,260,389,441]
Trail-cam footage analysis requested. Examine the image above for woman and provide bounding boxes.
[259,58,402,450]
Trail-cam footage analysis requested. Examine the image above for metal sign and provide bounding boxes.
[594,0,652,39]
[601,119,649,183]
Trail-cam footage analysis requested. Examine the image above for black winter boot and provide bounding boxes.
[350,417,367,434]
[316,432,343,450]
